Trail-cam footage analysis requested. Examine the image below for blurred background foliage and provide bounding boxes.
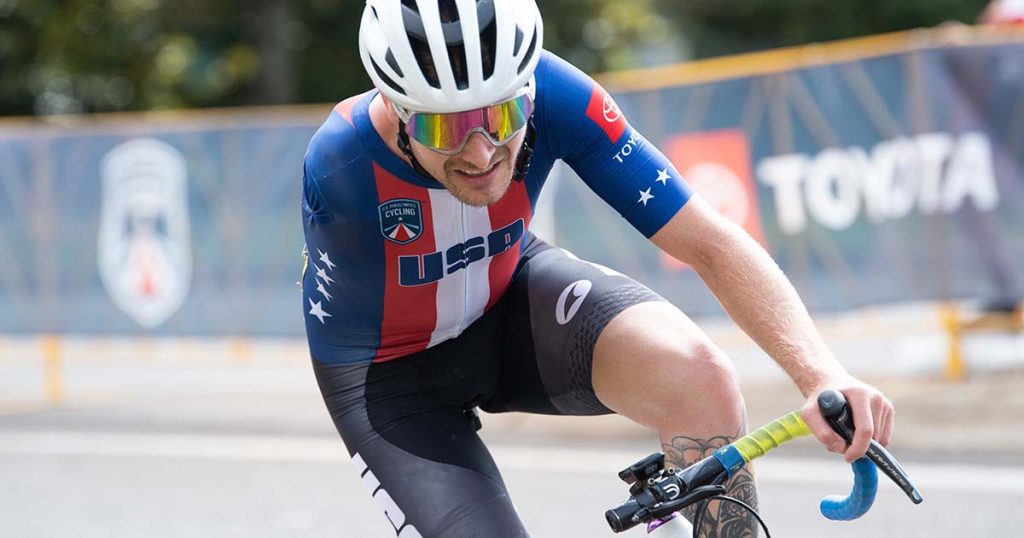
[0,0,990,116]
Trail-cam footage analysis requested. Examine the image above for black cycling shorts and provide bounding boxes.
[312,233,665,537]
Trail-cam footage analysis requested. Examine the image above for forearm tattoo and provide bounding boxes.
[662,428,760,538]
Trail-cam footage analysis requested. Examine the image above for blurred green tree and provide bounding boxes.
[655,0,990,59]
[0,0,992,116]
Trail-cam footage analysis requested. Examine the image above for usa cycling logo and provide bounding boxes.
[379,199,422,245]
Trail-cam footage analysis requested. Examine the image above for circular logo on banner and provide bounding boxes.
[602,94,622,123]
[685,162,751,225]
[98,138,192,329]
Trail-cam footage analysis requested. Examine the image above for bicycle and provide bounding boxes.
[605,390,924,537]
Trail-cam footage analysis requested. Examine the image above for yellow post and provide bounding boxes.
[230,337,250,364]
[42,334,64,404]
[939,304,965,381]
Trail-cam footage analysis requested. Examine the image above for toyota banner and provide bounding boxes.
[1,28,1022,335]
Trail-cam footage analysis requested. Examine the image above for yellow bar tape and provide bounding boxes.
[733,411,812,463]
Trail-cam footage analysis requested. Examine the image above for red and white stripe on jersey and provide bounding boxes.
[374,164,439,362]
[486,178,531,310]
[425,189,485,347]
[373,165,532,362]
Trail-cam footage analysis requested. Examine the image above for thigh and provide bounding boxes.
[312,328,529,537]
[483,234,666,416]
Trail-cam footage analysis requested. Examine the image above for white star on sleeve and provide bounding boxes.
[655,168,671,185]
[315,265,335,285]
[316,280,333,302]
[308,298,332,324]
[638,187,655,206]
[318,249,336,271]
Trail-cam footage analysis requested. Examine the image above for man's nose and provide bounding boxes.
[457,132,497,169]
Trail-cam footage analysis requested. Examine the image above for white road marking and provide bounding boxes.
[0,430,1021,496]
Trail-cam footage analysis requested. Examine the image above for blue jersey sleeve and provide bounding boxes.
[300,109,386,365]
[535,52,692,237]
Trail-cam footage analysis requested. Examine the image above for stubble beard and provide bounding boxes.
[440,146,516,208]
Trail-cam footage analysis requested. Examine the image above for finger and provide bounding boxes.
[871,397,885,442]
[802,401,846,454]
[880,403,895,447]
[844,392,875,463]
[876,407,890,447]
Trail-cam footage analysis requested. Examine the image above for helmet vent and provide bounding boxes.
[370,58,407,95]
[402,3,442,90]
[408,34,442,89]
[438,0,459,23]
[513,26,523,56]
[517,27,538,75]
[449,42,469,89]
[479,5,497,80]
[385,49,404,78]
[438,0,468,89]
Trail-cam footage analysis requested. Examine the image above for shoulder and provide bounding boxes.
[303,92,377,224]
[535,50,600,103]
[533,51,631,161]
[305,91,374,183]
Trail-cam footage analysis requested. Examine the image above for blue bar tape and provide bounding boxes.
[712,446,746,477]
[820,457,879,521]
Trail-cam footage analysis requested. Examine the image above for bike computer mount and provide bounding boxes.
[609,452,729,531]
[618,452,666,494]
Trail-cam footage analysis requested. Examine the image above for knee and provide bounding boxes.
[592,303,745,433]
[650,340,745,433]
[683,341,741,401]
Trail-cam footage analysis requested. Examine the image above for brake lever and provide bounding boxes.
[817,390,924,504]
[647,484,727,521]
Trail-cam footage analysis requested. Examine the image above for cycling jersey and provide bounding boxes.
[301,51,692,365]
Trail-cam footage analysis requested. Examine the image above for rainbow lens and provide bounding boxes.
[405,93,534,154]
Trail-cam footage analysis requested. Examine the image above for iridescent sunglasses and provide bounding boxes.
[392,84,535,155]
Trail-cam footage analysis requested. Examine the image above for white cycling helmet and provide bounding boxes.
[359,0,544,113]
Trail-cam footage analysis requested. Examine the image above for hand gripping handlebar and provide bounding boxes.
[816,390,924,517]
[605,389,923,532]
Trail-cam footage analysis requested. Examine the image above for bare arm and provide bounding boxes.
[652,196,894,460]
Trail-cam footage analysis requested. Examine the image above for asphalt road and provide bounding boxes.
[1,407,1022,537]
[4,327,1024,537]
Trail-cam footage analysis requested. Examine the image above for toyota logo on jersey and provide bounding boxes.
[585,85,628,143]
[379,198,423,245]
[602,94,621,123]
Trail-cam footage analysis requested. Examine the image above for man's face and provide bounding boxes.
[410,128,527,207]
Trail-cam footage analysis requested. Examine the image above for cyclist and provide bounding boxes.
[301,1,895,536]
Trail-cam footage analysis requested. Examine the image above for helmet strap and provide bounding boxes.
[512,119,537,183]
[396,121,439,182]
